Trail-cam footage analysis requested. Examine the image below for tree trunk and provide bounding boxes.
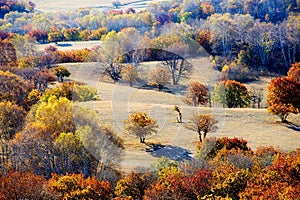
[158,84,163,91]
[280,114,288,123]
[140,137,145,143]
[197,129,202,142]
[203,131,207,139]
[177,112,182,123]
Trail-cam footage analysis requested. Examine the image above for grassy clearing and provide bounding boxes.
[64,58,300,171]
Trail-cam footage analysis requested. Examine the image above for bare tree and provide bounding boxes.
[162,42,193,85]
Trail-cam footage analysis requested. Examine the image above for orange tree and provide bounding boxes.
[182,81,209,106]
[124,112,158,143]
[0,171,52,200]
[115,172,156,200]
[288,62,300,82]
[267,77,300,122]
[0,70,33,107]
[240,149,300,199]
[185,113,218,142]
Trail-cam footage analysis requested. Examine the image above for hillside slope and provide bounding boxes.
[65,60,300,171]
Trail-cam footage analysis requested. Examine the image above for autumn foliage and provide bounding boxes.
[124,112,158,143]
[183,82,209,106]
[267,77,300,122]
[47,173,113,199]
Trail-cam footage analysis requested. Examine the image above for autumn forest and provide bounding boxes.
[0,0,300,199]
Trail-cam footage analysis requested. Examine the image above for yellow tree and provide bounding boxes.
[26,96,75,134]
[47,174,113,199]
[124,112,158,143]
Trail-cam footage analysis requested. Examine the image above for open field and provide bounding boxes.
[31,0,162,12]
[65,59,300,171]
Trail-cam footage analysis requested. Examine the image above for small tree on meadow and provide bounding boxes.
[173,105,182,123]
[148,67,171,91]
[185,113,218,142]
[124,112,158,143]
[267,77,300,122]
[52,65,71,82]
[182,82,209,106]
[213,80,251,108]
[121,65,138,86]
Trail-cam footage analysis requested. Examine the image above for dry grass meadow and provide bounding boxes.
[65,58,300,171]
[32,0,300,170]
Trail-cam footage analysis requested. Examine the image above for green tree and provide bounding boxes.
[213,80,251,108]
[124,112,158,143]
[63,28,80,41]
[48,29,64,43]
[52,65,71,82]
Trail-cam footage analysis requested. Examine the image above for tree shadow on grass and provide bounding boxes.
[286,121,300,132]
[56,43,72,47]
[145,143,193,161]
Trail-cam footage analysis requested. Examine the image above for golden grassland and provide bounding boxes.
[65,58,300,171]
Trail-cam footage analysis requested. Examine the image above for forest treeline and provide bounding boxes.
[1,0,300,74]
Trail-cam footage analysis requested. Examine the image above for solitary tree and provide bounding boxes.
[185,113,218,142]
[267,77,300,122]
[173,105,182,123]
[52,65,71,82]
[148,67,171,91]
[124,112,158,143]
[182,82,209,106]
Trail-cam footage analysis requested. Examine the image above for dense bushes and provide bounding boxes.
[1,137,298,199]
